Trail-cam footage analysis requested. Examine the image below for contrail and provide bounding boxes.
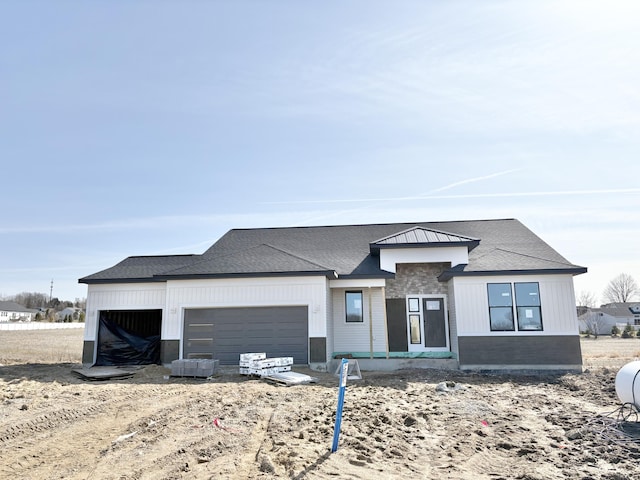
[413,188,640,200]
[265,168,524,205]
[268,187,640,206]
[290,168,525,226]
[428,168,524,194]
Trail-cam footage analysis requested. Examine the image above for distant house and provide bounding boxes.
[55,307,82,322]
[0,301,34,322]
[79,218,587,372]
[579,303,640,335]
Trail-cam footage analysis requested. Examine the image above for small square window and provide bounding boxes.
[345,291,363,323]
[408,298,420,312]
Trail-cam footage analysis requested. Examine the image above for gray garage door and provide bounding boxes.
[183,306,308,365]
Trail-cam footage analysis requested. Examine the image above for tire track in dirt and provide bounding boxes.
[0,384,222,479]
[81,386,267,480]
[0,404,105,443]
[232,406,277,478]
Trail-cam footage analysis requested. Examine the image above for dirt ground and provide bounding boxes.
[1,333,640,479]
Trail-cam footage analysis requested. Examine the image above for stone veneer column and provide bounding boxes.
[385,263,451,299]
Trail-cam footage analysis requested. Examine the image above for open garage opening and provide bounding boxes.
[96,309,163,366]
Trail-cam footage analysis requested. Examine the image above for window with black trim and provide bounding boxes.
[515,282,543,331]
[488,282,543,332]
[488,283,515,331]
[345,291,363,323]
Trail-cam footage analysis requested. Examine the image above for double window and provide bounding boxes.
[345,291,364,323]
[487,282,543,331]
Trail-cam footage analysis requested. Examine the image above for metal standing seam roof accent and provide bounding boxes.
[370,226,480,251]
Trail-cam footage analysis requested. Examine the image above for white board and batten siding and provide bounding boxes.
[453,274,579,336]
[84,283,166,341]
[379,247,468,274]
[331,286,387,353]
[164,276,330,341]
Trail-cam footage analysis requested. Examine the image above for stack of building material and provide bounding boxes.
[262,371,318,386]
[171,358,219,378]
[239,352,293,377]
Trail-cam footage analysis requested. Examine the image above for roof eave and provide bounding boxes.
[370,240,480,254]
[153,270,339,280]
[437,267,588,282]
[78,277,166,285]
[336,272,396,280]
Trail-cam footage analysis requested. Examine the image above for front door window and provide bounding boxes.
[409,314,421,344]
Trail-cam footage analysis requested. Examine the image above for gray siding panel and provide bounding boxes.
[309,337,327,363]
[386,298,408,352]
[161,340,180,364]
[184,306,308,365]
[458,335,582,367]
[82,341,95,365]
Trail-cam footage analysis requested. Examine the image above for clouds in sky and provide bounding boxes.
[1,1,639,302]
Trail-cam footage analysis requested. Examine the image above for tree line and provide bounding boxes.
[1,291,86,311]
[577,273,640,308]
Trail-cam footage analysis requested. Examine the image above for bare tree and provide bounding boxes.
[576,290,598,316]
[582,311,607,338]
[11,292,49,309]
[603,273,639,304]
[577,290,598,307]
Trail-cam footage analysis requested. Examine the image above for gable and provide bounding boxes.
[371,226,479,252]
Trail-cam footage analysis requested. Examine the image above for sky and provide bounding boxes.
[1,1,639,305]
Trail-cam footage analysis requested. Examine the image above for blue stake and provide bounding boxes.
[331,358,349,453]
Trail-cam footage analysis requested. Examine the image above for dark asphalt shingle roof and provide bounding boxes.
[78,218,586,284]
[157,244,335,278]
[79,255,198,283]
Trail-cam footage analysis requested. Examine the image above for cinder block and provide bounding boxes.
[196,359,219,377]
[171,359,184,376]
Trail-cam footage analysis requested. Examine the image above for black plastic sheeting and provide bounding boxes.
[95,314,160,366]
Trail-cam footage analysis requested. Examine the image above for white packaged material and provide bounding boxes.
[239,352,266,363]
[238,353,294,376]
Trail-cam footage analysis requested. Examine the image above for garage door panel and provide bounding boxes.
[183,306,308,365]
